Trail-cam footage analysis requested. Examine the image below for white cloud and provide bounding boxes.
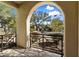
[49,11,60,16]
[46,5,54,10]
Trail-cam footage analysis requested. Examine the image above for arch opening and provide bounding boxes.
[26,2,65,57]
[0,2,17,49]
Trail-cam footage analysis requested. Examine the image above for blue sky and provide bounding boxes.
[36,4,61,13]
[10,8,16,16]
[34,4,64,22]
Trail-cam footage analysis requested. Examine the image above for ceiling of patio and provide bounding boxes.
[1,1,25,8]
[13,1,25,5]
[2,1,38,8]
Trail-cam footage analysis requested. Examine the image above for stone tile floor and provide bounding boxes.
[0,48,61,57]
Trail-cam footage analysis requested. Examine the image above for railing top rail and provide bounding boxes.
[30,32,63,36]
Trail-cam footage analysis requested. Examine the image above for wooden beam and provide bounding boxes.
[1,1,19,8]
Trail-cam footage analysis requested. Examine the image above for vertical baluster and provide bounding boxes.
[30,34,31,48]
[61,36,63,57]
[42,34,44,50]
[1,35,3,52]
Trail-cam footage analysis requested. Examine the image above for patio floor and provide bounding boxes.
[0,48,61,57]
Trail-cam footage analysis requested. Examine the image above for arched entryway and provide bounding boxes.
[0,1,77,57]
[26,2,65,57]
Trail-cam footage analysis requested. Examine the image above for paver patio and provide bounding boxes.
[0,48,61,57]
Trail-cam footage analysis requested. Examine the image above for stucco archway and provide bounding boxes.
[26,1,65,56]
[1,1,78,57]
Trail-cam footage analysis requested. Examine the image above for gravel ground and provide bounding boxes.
[0,48,61,57]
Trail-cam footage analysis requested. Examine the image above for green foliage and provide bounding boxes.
[30,11,51,32]
[30,11,64,33]
[0,3,16,33]
[51,18,64,32]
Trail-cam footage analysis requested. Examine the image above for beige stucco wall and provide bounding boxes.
[16,1,78,56]
[78,2,79,56]
[16,2,38,48]
[55,1,78,57]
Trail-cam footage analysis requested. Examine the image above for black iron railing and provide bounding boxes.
[30,32,63,57]
[0,33,17,52]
